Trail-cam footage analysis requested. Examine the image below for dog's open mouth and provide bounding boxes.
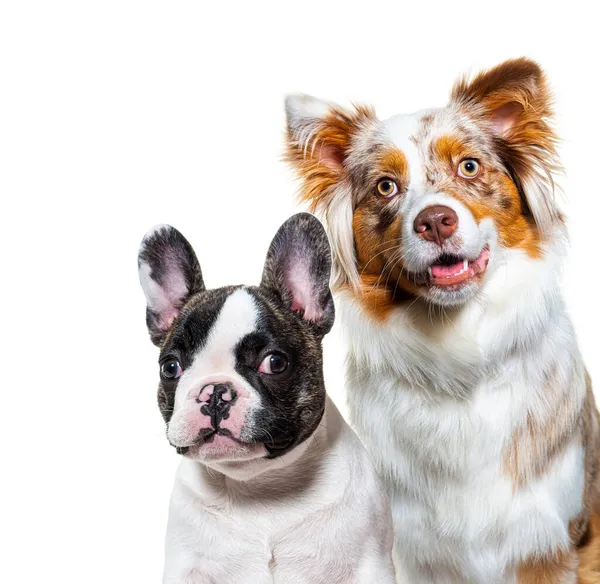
[421,247,490,288]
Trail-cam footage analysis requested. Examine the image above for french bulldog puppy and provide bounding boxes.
[138,213,396,584]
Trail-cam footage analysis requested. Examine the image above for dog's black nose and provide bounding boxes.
[199,383,237,429]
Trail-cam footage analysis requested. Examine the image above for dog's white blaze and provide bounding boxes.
[167,288,262,449]
[193,288,257,370]
[174,288,258,411]
[383,111,425,191]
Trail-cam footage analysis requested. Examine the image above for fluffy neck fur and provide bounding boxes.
[336,228,592,581]
[338,226,575,400]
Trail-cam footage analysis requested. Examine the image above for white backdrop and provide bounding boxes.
[1,2,598,582]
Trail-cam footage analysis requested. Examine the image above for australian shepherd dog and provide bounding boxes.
[285,58,600,583]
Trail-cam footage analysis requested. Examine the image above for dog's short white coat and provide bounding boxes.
[164,400,396,584]
[162,290,396,584]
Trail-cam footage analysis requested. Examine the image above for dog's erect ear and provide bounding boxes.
[285,94,376,210]
[451,58,561,233]
[261,213,335,335]
[138,225,205,346]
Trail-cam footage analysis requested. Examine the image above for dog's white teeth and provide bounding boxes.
[462,259,469,273]
[427,266,433,277]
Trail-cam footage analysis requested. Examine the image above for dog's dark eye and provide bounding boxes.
[161,359,182,380]
[457,159,480,179]
[376,178,399,197]
[258,353,288,375]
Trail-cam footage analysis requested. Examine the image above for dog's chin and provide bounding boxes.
[409,247,491,308]
[417,279,482,307]
[185,433,311,481]
[185,433,268,464]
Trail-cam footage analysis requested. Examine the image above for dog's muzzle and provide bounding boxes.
[197,382,238,429]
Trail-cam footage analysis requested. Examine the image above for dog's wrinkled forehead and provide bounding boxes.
[164,286,258,365]
[163,284,317,369]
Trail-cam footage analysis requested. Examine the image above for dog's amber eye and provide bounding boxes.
[458,159,480,179]
[161,359,182,380]
[259,353,288,375]
[376,178,398,197]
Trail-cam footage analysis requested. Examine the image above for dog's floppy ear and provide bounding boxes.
[285,95,375,291]
[285,94,375,210]
[451,58,561,234]
[261,213,335,335]
[138,225,205,346]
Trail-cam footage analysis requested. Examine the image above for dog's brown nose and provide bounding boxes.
[413,205,458,245]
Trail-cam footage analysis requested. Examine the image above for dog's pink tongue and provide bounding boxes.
[430,260,470,286]
[431,262,464,278]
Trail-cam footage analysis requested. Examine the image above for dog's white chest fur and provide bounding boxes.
[162,401,396,584]
[338,247,586,583]
[349,367,583,583]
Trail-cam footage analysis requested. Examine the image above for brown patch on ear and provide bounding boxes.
[451,57,562,234]
[452,58,547,116]
[516,548,578,583]
[285,104,376,212]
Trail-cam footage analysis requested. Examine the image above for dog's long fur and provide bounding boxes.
[285,59,600,583]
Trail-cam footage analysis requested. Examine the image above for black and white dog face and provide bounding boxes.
[138,214,334,477]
